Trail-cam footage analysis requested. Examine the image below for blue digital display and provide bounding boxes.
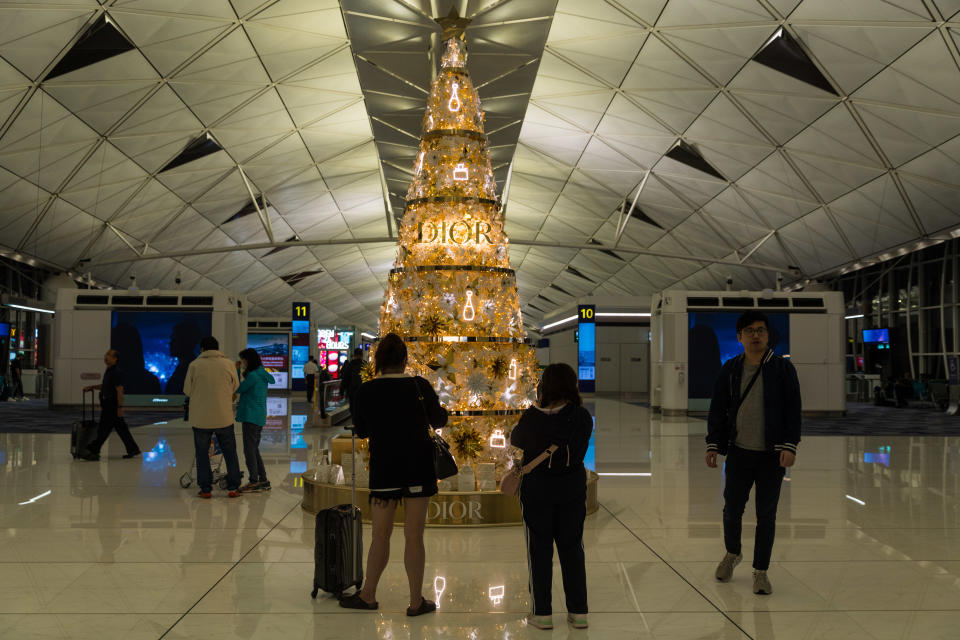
[863,328,889,344]
[291,320,309,335]
[578,305,596,392]
[578,322,596,381]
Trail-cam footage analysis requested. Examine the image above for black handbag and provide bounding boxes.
[414,379,458,480]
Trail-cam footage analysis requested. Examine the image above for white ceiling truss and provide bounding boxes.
[0,0,958,328]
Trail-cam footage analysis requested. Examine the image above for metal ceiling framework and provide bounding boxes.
[0,0,958,329]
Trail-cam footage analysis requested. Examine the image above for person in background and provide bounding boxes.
[339,333,446,616]
[317,363,332,419]
[184,336,241,499]
[895,372,913,408]
[303,355,319,404]
[706,310,801,596]
[81,349,141,461]
[235,348,274,493]
[338,347,365,415]
[510,363,594,631]
[10,353,25,401]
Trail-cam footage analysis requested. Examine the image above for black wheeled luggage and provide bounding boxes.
[71,389,98,459]
[311,503,363,599]
[311,431,363,599]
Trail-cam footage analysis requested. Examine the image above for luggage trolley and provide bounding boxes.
[178,434,242,490]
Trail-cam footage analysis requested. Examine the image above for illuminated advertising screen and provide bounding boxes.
[110,311,212,395]
[577,305,596,392]
[291,302,310,391]
[862,328,889,343]
[247,333,289,389]
[318,328,353,379]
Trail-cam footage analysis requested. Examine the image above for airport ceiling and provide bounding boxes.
[1,0,959,328]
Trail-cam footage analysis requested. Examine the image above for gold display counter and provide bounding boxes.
[302,471,599,527]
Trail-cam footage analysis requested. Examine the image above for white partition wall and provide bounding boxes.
[53,289,247,407]
[652,290,846,416]
[536,297,651,394]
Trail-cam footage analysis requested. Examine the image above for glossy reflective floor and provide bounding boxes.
[3,397,960,639]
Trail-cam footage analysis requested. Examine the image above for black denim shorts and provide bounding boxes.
[369,482,438,505]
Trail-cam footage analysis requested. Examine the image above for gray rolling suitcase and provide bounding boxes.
[311,431,363,599]
[71,389,98,458]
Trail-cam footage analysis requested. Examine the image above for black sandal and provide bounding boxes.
[406,598,437,617]
[339,592,378,610]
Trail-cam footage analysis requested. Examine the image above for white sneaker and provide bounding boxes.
[526,615,553,630]
[567,613,588,629]
[753,570,772,595]
[715,552,742,582]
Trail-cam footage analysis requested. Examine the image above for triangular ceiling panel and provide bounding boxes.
[794,24,934,95]
[685,93,772,147]
[0,5,96,80]
[657,0,771,26]
[110,9,234,76]
[730,90,837,145]
[785,103,883,167]
[778,207,852,274]
[791,0,932,21]
[854,31,960,114]
[856,102,960,167]
[621,35,714,91]
[936,1,960,18]
[2,0,960,326]
[829,174,921,255]
[900,175,960,234]
[898,135,960,188]
[788,151,886,203]
[661,25,774,85]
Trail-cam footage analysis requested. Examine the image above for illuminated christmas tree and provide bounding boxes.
[377,14,538,487]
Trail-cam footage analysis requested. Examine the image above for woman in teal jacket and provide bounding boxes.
[236,348,275,492]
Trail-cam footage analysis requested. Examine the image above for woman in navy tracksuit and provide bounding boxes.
[511,363,594,631]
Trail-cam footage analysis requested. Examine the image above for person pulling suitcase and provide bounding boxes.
[71,388,99,459]
[80,349,141,461]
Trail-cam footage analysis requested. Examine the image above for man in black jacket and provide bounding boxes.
[706,310,800,595]
[339,348,364,414]
[81,349,141,461]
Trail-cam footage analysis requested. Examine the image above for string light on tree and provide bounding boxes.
[376,7,539,488]
[462,290,476,321]
[448,82,461,112]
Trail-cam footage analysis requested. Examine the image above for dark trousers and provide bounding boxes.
[241,422,267,484]
[520,471,588,616]
[12,375,23,397]
[305,374,316,403]
[91,402,139,456]
[723,446,786,571]
[192,426,242,492]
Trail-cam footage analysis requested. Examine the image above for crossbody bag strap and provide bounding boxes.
[737,353,765,407]
[412,377,434,433]
[520,444,559,475]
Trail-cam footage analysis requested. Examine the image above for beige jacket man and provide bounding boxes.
[184,350,239,428]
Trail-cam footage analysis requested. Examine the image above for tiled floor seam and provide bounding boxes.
[600,502,755,640]
[157,498,305,640]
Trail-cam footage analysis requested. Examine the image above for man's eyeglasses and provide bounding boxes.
[741,327,768,337]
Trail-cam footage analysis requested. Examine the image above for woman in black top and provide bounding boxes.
[510,363,594,631]
[339,333,447,616]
